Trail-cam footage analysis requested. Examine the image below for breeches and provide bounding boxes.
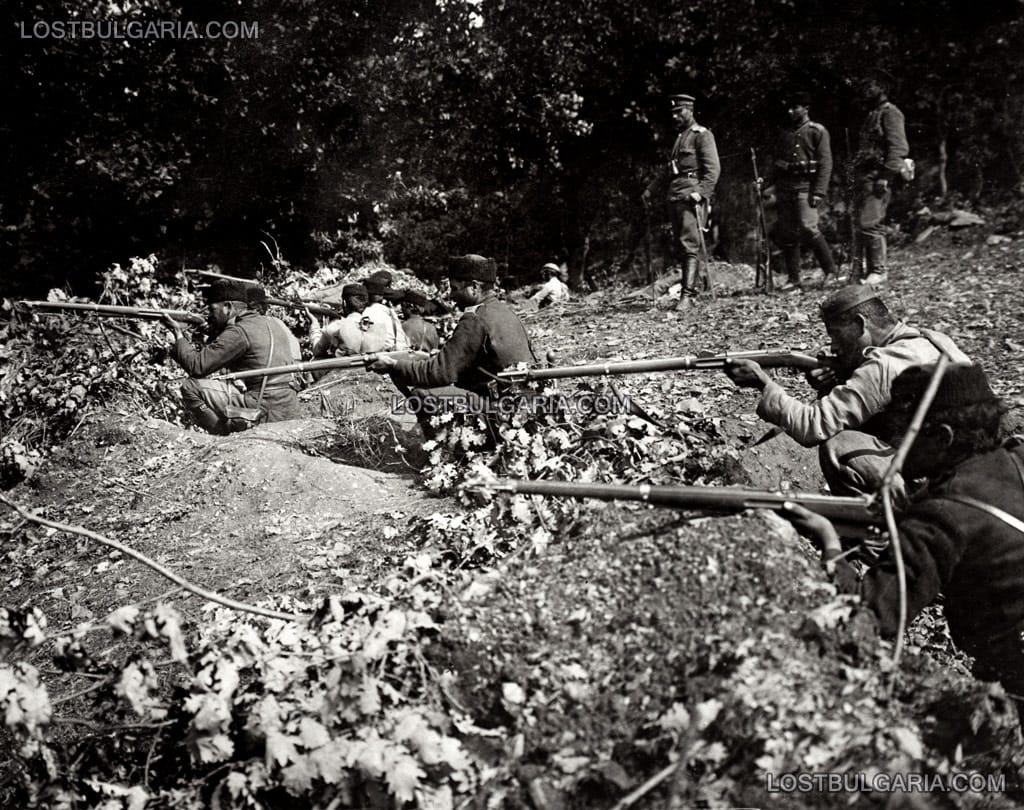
[669,200,700,260]
[180,378,300,426]
[818,429,906,503]
[775,191,821,246]
[856,178,891,239]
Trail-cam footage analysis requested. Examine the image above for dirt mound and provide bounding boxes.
[9,409,450,628]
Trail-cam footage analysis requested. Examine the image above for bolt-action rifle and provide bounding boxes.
[21,300,206,326]
[751,148,773,293]
[210,350,423,382]
[497,348,826,383]
[185,269,343,318]
[464,477,879,537]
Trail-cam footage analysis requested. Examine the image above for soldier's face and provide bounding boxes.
[788,104,808,122]
[824,316,869,369]
[672,104,694,128]
[449,278,480,308]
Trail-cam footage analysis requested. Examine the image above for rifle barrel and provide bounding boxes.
[487,478,876,528]
[498,350,822,382]
[23,300,205,326]
[212,350,413,381]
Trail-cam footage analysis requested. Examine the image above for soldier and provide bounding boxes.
[854,76,909,286]
[766,91,836,290]
[399,289,441,352]
[529,262,570,308]
[783,363,1024,719]
[246,286,303,363]
[310,283,368,359]
[369,254,536,428]
[362,275,410,352]
[642,93,720,308]
[162,279,300,434]
[724,285,969,503]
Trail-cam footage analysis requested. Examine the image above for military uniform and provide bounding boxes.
[772,102,835,284]
[172,301,301,434]
[855,99,909,280]
[646,94,720,300]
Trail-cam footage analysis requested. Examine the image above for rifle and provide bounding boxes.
[497,348,825,383]
[21,300,206,326]
[210,350,420,382]
[751,148,773,293]
[463,477,879,537]
[185,269,343,318]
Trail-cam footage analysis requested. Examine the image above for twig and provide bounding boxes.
[0,494,304,623]
[878,353,951,682]
[611,761,677,810]
[53,717,175,732]
[52,679,108,707]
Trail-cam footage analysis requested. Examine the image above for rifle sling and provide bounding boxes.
[939,495,1024,537]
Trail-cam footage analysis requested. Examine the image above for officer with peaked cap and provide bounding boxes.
[369,254,536,433]
[724,284,969,502]
[765,91,837,290]
[162,279,301,433]
[642,93,720,308]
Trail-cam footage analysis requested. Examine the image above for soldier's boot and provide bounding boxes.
[810,233,837,278]
[863,235,887,285]
[676,257,700,310]
[189,404,229,435]
[778,246,802,290]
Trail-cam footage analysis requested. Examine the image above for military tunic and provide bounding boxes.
[855,101,910,274]
[774,119,833,250]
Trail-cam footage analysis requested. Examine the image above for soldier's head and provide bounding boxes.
[819,285,897,369]
[363,272,396,304]
[246,285,270,314]
[541,262,562,280]
[670,93,695,129]
[860,75,890,105]
[341,283,368,315]
[203,280,251,332]
[448,254,496,309]
[400,289,429,319]
[786,92,811,124]
[886,363,1004,478]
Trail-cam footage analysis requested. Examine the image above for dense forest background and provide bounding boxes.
[3,0,1023,295]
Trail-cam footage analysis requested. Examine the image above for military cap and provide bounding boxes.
[448,254,497,284]
[890,363,998,412]
[787,91,811,108]
[403,289,429,308]
[245,285,269,305]
[366,270,393,286]
[542,262,561,275]
[362,276,390,294]
[342,283,368,298]
[203,279,253,304]
[819,284,881,320]
[670,93,695,107]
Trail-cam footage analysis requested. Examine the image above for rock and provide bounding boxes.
[986,234,1012,246]
[949,209,986,229]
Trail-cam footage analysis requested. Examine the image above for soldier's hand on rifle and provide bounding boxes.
[161,313,185,341]
[808,194,820,208]
[872,178,889,197]
[641,189,652,208]
[805,365,838,394]
[780,502,842,558]
[367,353,398,374]
[724,359,772,391]
[688,191,703,204]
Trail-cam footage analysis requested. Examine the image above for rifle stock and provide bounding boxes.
[466,478,878,535]
[22,300,206,326]
[211,350,419,381]
[498,349,825,383]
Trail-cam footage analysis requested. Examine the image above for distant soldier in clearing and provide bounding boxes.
[853,76,910,286]
[764,91,837,290]
[369,254,536,427]
[528,263,570,308]
[725,285,969,502]
[642,92,720,308]
[163,279,300,434]
[399,289,441,352]
[783,363,1024,720]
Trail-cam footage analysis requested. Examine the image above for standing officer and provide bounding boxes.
[854,76,909,286]
[643,93,720,308]
[768,91,836,290]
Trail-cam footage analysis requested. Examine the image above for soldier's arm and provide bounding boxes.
[812,127,833,200]
[390,313,484,388]
[171,324,248,377]
[696,130,721,199]
[881,106,909,176]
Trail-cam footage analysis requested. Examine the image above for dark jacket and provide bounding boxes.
[171,311,300,421]
[402,315,441,352]
[390,296,535,395]
[856,101,909,180]
[839,444,1024,679]
[773,119,832,198]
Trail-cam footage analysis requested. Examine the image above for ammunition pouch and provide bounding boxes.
[776,159,818,176]
[223,405,264,433]
[899,158,915,181]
